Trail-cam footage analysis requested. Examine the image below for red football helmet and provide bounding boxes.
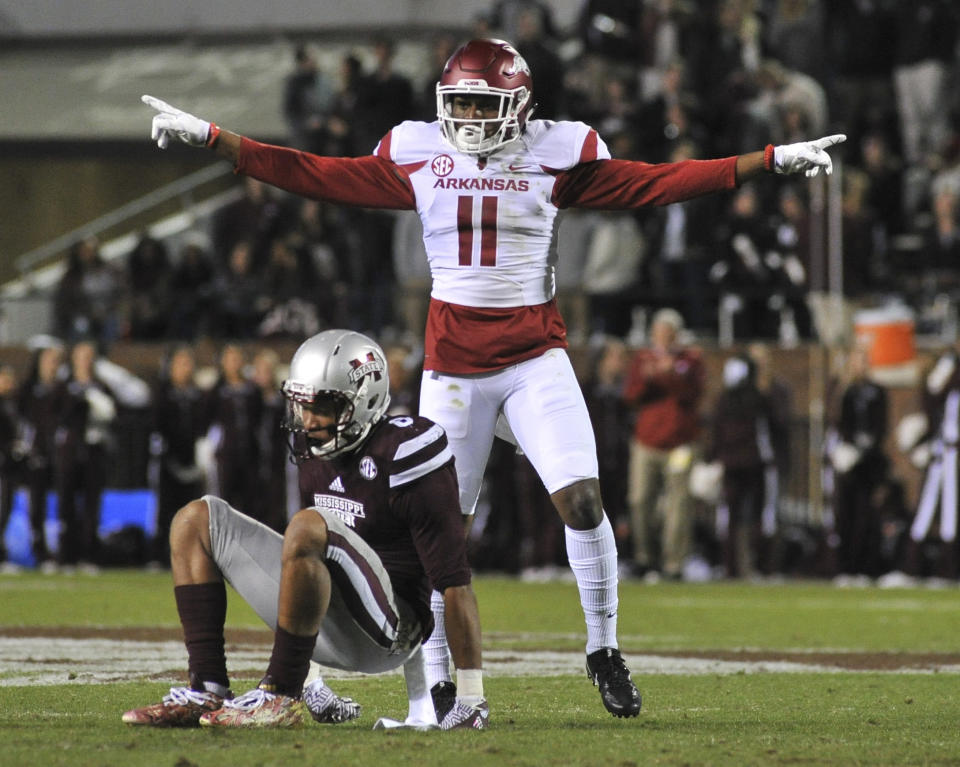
[436,38,534,156]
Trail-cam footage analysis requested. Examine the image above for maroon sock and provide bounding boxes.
[174,582,229,691]
[263,626,319,697]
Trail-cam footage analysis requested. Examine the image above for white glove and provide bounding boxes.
[689,461,723,504]
[372,717,438,731]
[141,94,212,149]
[773,134,846,177]
[927,353,957,395]
[830,441,861,474]
[783,254,806,285]
[910,442,932,470]
[84,387,117,424]
[896,412,928,453]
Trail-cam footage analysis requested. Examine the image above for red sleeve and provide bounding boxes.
[235,137,417,209]
[552,157,738,210]
[622,349,704,405]
[622,351,654,406]
[671,353,705,406]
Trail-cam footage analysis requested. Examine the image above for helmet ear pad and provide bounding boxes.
[436,38,534,156]
[281,330,391,460]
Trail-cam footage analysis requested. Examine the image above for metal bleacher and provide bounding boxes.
[1,164,240,345]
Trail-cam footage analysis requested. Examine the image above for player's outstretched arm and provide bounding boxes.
[736,134,846,184]
[141,94,242,163]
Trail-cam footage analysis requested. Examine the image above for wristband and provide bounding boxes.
[206,122,221,148]
[763,144,775,172]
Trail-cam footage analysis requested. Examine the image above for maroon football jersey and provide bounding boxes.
[297,414,469,635]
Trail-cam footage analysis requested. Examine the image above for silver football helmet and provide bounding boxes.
[281,330,391,460]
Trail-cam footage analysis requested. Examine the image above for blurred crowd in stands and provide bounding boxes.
[4,0,960,582]
[49,0,960,351]
[3,318,960,585]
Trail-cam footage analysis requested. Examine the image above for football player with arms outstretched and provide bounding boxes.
[142,38,844,720]
[123,330,487,730]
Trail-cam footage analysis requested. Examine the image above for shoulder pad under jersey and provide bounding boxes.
[520,119,611,171]
[374,121,444,165]
[386,415,453,489]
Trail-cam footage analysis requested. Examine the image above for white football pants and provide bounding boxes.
[419,348,599,515]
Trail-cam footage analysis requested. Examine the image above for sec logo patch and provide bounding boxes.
[359,456,378,480]
[431,154,454,177]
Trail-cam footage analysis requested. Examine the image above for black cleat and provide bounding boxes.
[430,680,457,722]
[586,648,642,718]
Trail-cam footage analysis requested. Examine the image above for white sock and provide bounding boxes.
[422,589,452,688]
[565,514,619,654]
[402,647,437,725]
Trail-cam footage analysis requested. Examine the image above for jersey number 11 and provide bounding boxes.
[457,195,498,267]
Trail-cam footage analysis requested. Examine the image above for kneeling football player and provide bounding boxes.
[123,330,487,730]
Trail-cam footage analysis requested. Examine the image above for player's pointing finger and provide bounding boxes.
[141,94,174,114]
[812,134,846,150]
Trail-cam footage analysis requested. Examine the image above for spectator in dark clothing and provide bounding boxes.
[578,0,644,64]
[705,353,786,578]
[126,234,172,340]
[349,38,415,337]
[212,240,267,339]
[283,199,353,328]
[762,0,826,82]
[416,35,457,120]
[709,184,782,341]
[53,237,125,346]
[168,235,217,339]
[55,340,117,569]
[207,344,263,517]
[321,54,366,158]
[824,0,897,141]
[17,342,65,569]
[922,181,960,296]
[513,6,566,120]
[747,342,794,484]
[584,336,632,556]
[490,0,560,44]
[250,347,288,534]
[256,237,321,340]
[642,139,720,330]
[211,177,284,270]
[636,59,706,164]
[148,345,209,566]
[826,345,889,577]
[683,0,764,157]
[384,342,422,418]
[282,44,334,154]
[892,0,959,165]
[859,130,905,241]
[594,75,641,148]
[840,168,882,299]
[356,38,415,154]
[0,365,25,570]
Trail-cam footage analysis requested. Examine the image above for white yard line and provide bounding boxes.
[2,637,959,687]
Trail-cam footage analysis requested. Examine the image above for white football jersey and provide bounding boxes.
[375,120,610,309]
[237,121,736,372]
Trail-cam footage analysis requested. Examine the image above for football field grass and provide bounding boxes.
[2,571,959,766]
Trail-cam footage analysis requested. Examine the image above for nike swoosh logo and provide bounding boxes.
[507,163,535,171]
